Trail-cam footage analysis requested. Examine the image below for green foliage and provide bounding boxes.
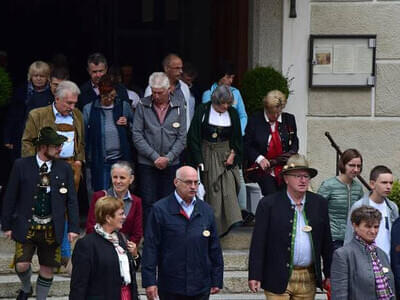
[389,180,400,209]
[0,67,12,107]
[240,66,290,115]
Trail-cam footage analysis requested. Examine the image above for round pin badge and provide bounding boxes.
[211,132,218,139]
[302,225,312,232]
[59,187,68,194]
[203,230,210,237]
[172,122,180,128]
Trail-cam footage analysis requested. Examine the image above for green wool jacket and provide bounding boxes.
[318,176,364,241]
[187,102,243,167]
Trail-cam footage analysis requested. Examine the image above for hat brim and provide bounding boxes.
[34,135,67,146]
[281,166,318,178]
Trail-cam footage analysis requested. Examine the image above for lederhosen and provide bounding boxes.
[14,165,61,268]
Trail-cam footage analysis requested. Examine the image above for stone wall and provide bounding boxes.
[308,1,400,190]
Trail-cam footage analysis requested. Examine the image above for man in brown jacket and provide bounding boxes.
[22,80,84,190]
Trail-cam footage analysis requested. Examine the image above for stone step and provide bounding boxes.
[0,237,14,254]
[0,273,327,298]
[0,250,249,274]
[220,227,253,250]
[0,271,258,297]
[0,225,255,253]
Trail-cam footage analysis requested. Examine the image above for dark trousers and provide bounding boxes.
[137,164,178,228]
[159,290,210,300]
[252,174,285,196]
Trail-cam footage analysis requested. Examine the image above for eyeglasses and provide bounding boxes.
[177,178,200,186]
[286,174,311,180]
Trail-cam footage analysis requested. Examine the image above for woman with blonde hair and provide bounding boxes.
[244,89,299,196]
[4,60,52,158]
[70,196,140,300]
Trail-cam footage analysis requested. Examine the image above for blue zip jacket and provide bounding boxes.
[202,83,247,135]
[141,193,224,296]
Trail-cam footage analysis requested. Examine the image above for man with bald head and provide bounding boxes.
[142,166,223,300]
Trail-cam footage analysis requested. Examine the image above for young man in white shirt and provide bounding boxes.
[345,165,399,258]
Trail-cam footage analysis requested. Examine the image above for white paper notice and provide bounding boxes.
[333,45,354,74]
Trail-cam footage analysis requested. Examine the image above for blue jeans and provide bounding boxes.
[137,164,178,228]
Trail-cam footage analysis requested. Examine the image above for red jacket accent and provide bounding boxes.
[86,190,143,244]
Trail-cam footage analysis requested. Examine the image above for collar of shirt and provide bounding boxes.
[174,190,196,209]
[108,187,132,202]
[52,102,73,118]
[287,191,306,210]
[91,81,100,96]
[36,154,52,172]
[264,111,282,124]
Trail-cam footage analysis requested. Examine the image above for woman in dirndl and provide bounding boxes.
[187,84,242,237]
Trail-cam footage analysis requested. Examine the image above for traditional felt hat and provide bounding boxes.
[33,126,67,146]
[281,154,318,178]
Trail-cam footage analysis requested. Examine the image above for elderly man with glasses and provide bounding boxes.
[142,166,223,300]
[248,154,333,300]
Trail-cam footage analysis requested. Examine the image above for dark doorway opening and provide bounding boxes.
[0,0,248,89]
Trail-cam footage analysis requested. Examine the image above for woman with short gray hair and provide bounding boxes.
[187,84,243,237]
[331,205,395,300]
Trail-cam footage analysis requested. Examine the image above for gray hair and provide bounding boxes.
[211,85,233,105]
[110,161,134,177]
[55,80,81,99]
[149,72,170,89]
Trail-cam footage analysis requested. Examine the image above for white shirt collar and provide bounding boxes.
[36,154,52,172]
[264,110,282,123]
[174,190,196,207]
[52,102,73,117]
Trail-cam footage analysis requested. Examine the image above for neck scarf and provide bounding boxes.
[355,234,393,299]
[95,223,131,284]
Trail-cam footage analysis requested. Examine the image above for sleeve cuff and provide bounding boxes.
[256,155,265,164]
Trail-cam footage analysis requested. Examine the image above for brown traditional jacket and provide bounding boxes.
[21,105,85,162]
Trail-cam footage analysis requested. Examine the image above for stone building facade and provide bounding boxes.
[249,0,400,189]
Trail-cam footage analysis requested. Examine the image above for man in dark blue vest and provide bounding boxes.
[78,52,129,110]
[1,127,80,300]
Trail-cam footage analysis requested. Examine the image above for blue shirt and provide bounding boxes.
[287,192,313,267]
[53,103,75,158]
[175,191,196,218]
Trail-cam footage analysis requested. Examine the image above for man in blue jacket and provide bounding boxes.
[142,166,224,300]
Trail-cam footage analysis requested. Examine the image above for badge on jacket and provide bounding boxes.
[203,230,210,237]
[302,225,312,232]
[172,122,180,128]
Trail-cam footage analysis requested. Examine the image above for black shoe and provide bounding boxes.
[16,288,32,300]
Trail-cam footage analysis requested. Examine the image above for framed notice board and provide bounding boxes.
[309,35,376,88]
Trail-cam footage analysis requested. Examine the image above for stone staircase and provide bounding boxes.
[0,228,326,299]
